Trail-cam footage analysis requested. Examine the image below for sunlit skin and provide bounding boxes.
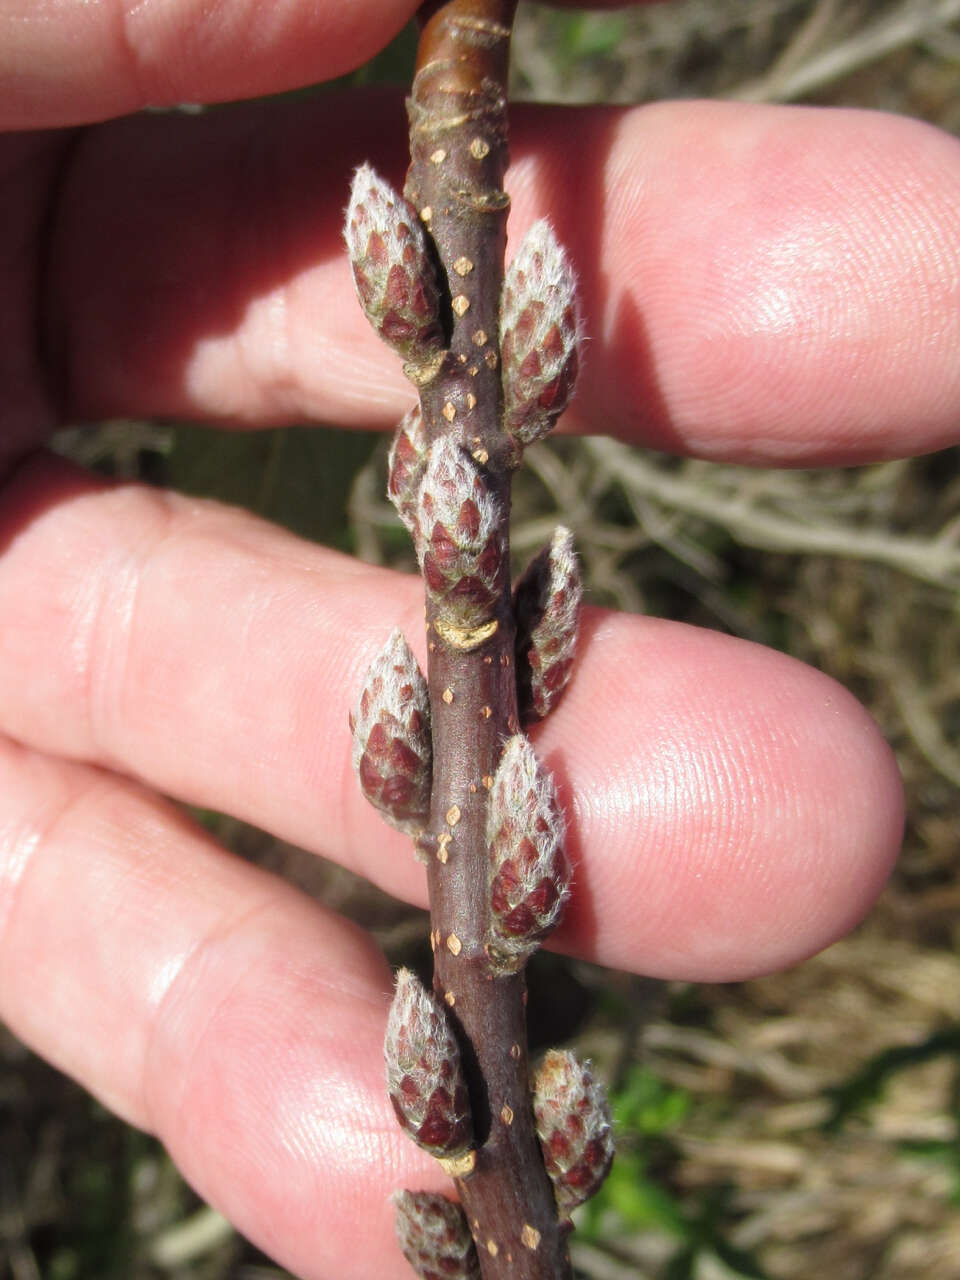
[3,0,960,1276]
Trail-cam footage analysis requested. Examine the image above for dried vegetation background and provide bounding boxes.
[3,2,960,1278]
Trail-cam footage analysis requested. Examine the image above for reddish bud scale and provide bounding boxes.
[385,970,473,1158]
[417,438,502,627]
[533,1050,614,1216]
[500,219,581,446]
[485,736,570,973]
[514,526,582,723]
[393,1191,480,1280]
[351,630,431,834]
[345,164,444,369]
[387,404,428,538]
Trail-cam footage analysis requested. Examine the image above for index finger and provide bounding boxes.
[0,0,417,128]
[45,95,960,465]
[0,0,657,129]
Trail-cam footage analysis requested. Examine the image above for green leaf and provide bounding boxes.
[581,1150,689,1239]
[611,1064,691,1135]
[570,15,628,60]
[825,1027,960,1129]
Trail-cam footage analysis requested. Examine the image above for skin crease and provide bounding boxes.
[1,0,955,1275]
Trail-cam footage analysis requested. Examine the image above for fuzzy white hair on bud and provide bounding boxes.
[344,164,444,370]
[485,735,570,971]
[488,735,562,835]
[344,164,418,266]
[346,162,393,221]
[385,968,447,1086]
[515,525,582,722]
[351,629,431,834]
[543,525,579,610]
[384,969,473,1158]
[500,218,582,445]
[416,437,502,627]
[533,1049,614,1215]
[419,437,498,547]
[507,218,577,291]
[393,1190,480,1280]
[387,404,429,538]
[352,628,427,736]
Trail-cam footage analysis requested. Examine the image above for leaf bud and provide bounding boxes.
[500,219,581,446]
[350,630,431,835]
[486,735,570,973]
[387,404,428,539]
[533,1049,614,1215]
[515,525,582,723]
[416,438,502,627]
[345,164,444,372]
[385,969,473,1158]
[393,1190,480,1280]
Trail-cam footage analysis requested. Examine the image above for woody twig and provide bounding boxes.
[346,4,613,1276]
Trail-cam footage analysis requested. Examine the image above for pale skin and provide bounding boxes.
[1,0,959,1275]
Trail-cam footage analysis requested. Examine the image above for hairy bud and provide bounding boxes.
[385,969,473,1158]
[500,219,581,445]
[533,1050,614,1216]
[486,735,570,972]
[345,164,444,372]
[351,630,431,835]
[387,404,428,538]
[393,1191,480,1280]
[417,438,501,627]
[515,526,582,723]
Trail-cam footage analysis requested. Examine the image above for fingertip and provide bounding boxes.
[540,616,903,981]
[508,100,960,463]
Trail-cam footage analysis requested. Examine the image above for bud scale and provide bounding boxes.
[485,735,570,972]
[387,404,429,538]
[417,438,501,627]
[345,164,444,370]
[393,1190,480,1280]
[500,219,581,446]
[351,630,431,834]
[385,969,473,1158]
[533,1049,614,1215]
[515,525,582,723]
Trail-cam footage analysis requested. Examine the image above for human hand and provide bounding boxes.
[3,1,959,1276]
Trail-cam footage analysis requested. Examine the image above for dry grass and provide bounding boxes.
[3,2,960,1278]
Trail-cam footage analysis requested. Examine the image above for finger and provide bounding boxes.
[510,98,960,464]
[1,0,663,129]
[0,0,420,128]
[41,96,960,464]
[0,455,904,981]
[0,734,438,1280]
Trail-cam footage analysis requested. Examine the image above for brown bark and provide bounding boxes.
[406,3,573,1277]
